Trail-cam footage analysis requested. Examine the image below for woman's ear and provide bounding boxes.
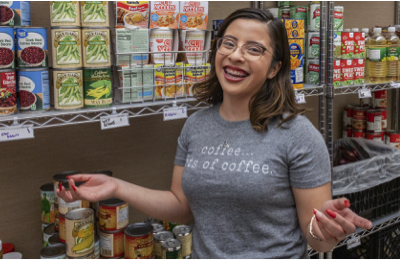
[267,61,282,79]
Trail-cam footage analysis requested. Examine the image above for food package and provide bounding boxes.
[150,1,179,29]
[149,28,179,65]
[177,29,212,64]
[185,63,210,97]
[284,19,305,39]
[111,28,149,66]
[288,38,304,89]
[178,1,208,30]
[154,62,184,99]
[115,1,149,28]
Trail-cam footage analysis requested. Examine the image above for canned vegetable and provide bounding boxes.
[161,238,182,259]
[18,68,50,112]
[124,223,154,259]
[16,27,48,68]
[40,183,55,224]
[53,68,84,110]
[51,27,82,69]
[99,198,129,232]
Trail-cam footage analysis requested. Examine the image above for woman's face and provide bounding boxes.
[215,18,280,100]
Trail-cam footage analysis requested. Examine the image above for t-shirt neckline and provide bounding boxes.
[212,103,250,129]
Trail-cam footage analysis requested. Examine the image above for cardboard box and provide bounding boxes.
[154,62,184,99]
[150,1,179,29]
[114,1,149,29]
[178,1,208,30]
[288,38,304,89]
[284,19,305,39]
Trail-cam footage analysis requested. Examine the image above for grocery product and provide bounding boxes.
[278,1,292,7]
[83,67,112,108]
[115,1,149,29]
[124,223,154,259]
[40,244,66,259]
[288,38,304,89]
[353,58,365,84]
[0,26,15,69]
[352,107,367,130]
[173,225,192,259]
[184,30,205,65]
[48,233,62,246]
[99,229,124,258]
[41,183,55,224]
[0,1,30,26]
[367,27,387,83]
[17,68,50,112]
[284,19,305,39]
[80,1,109,27]
[307,32,319,59]
[343,127,352,138]
[278,7,290,19]
[381,109,387,130]
[363,28,370,82]
[161,238,182,259]
[50,1,80,27]
[352,28,365,59]
[152,223,164,234]
[343,105,354,127]
[333,31,341,59]
[388,131,400,149]
[43,223,57,248]
[305,59,319,85]
[340,59,354,85]
[178,1,208,30]
[16,27,48,68]
[150,28,174,65]
[290,6,307,24]
[82,28,111,67]
[59,214,66,243]
[99,198,129,231]
[366,131,383,143]
[366,109,382,133]
[112,28,149,66]
[360,97,372,108]
[150,1,179,29]
[352,129,366,138]
[373,89,387,109]
[308,4,320,31]
[333,6,343,31]
[185,63,210,97]
[0,69,17,116]
[54,203,59,231]
[51,27,82,69]
[53,69,84,110]
[333,59,341,87]
[341,31,354,59]
[155,62,184,99]
[154,231,173,259]
[385,27,399,82]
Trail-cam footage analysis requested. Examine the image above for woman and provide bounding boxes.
[58,8,372,258]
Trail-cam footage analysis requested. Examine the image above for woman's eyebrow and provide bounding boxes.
[224,35,265,46]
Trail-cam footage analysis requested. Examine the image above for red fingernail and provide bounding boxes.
[344,200,351,207]
[72,185,77,191]
[59,182,62,191]
[67,176,71,180]
[326,209,337,218]
[313,209,319,221]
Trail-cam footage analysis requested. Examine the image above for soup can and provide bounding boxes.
[124,223,154,259]
[65,208,95,258]
[343,105,354,127]
[99,229,125,258]
[184,30,205,65]
[366,131,383,143]
[82,28,111,67]
[385,130,396,144]
[388,131,400,149]
[50,1,80,27]
[172,225,192,259]
[279,7,290,19]
[381,109,387,130]
[16,27,48,68]
[0,2,31,27]
[80,2,110,27]
[59,180,90,216]
[305,59,319,85]
[51,27,83,69]
[352,107,367,130]
[0,69,17,116]
[144,217,163,225]
[366,109,382,133]
[17,68,50,112]
[53,68,84,110]
[161,238,182,259]
[373,90,387,109]
[307,4,320,31]
[40,244,66,259]
[152,223,164,234]
[83,67,112,108]
[99,198,129,232]
[154,231,173,259]
[307,32,319,59]
[59,214,66,243]
[352,129,366,138]
[0,26,15,69]
[40,183,55,224]
[43,223,57,248]
[343,127,352,138]
[333,6,343,31]
[48,233,63,246]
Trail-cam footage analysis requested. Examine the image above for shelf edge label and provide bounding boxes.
[346,236,361,250]
[164,106,188,121]
[0,125,34,142]
[295,93,306,104]
[100,113,130,130]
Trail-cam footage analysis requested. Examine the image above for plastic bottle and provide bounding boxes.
[363,28,370,82]
[385,27,400,82]
[367,27,387,83]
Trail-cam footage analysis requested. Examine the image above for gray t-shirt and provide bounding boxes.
[174,104,331,259]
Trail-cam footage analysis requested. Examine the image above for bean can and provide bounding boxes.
[352,107,367,130]
[366,109,382,133]
[41,183,55,224]
[51,27,83,69]
[333,59,341,87]
[48,233,62,246]
[124,223,154,259]
[152,223,164,234]
[307,4,320,31]
[290,6,307,24]
[40,244,66,259]
[154,231,173,259]
[50,1,80,27]
[161,239,182,259]
[341,32,354,59]
[16,27,48,68]
[99,198,129,232]
[53,68,84,110]
[353,58,365,84]
[99,229,124,258]
[333,31,341,59]
[305,59,319,85]
[43,223,57,248]
[80,2,109,27]
[373,90,387,109]
[82,28,111,67]
[0,69,17,115]
[333,6,343,31]
[65,208,95,258]
[352,129,366,138]
[83,67,112,108]
[173,225,192,259]
[0,26,15,69]
[17,68,50,112]
[307,32,319,59]
[343,105,354,127]
[0,2,31,26]
[343,127,352,138]
[341,59,354,86]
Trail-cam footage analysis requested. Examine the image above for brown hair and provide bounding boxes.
[193,8,307,132]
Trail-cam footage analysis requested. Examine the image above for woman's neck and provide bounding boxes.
[219,96,251,122]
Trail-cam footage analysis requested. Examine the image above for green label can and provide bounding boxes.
[308,4,320,31]
[306,59,319,85]
[53,69,84,110]
[278,1,292,7]
[334,6,344,31]
[83,67,112,107]
[161,239,182,259]
[307,32,320,59]
[290,6,307,24]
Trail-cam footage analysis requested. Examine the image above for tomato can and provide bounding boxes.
[48,233,63,246]
[352,107,367,130]
[99,229,125,258]
[40,244,66,259]
[161,238,182,259]
[154,231,173,259]
[152,223,164,234]
[343,127,352,138]
[124,223,154,259]
[65,208,95,258]
[16,27,48,68]
[343,105,354,127]
[41,183,55,224]
[341,59,354,85]
[373,90,387,109]
[172,225,192,259]
[366,109,382,133]
[360,97,372,108]
[43,223,57,248]
[352,129,366,138]
[0,26,15,69]
[353,58,364,84]
[367,131,383,143]
[99,198,129,232]
[333,59,341,87]
[17,68,50,112]
[385,130,396,144]
[341,31,354,59]
[381,109,387,130]
[59,214,66,243]
[144,217,163,225]
[0,69,17,116]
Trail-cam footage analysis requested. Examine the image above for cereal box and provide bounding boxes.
[185,63,210,96]
[155,62,184,99]
[150,1,179,29]
[289,39,304,89]
[115,1,149,28]
[284,19,305,39]
[178,1,208,30]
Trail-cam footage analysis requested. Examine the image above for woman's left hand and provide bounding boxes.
[311,198,373,245]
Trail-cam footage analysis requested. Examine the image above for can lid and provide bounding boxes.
[3,243,14,254]
[40,244,65,258]
[172,225,192,237]
[65,208,93,220]
[152,223,164,233]
[99,197,126,206]
[61,179,85,188]
[43,223,57,235]
[90,170,113,176]
[154,231,173,242]
[48,233,62,245]
[53,171,81,182]
[161,238,182,251]
[124,223,153,237]
[40,183,54,192]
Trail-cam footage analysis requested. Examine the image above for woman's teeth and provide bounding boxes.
[224,68,248,78]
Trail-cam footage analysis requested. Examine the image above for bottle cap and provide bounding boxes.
[362,28,369,33]
[388,27,395,32]
[373,27,382,33]
[352,28,359,32]
[344,29,351,32]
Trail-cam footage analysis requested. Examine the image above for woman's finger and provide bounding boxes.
[331,197,351,211]
[351,214,373,230]
[67,177,81,201]
[313,209,337,245]
[68,174,93,182]
[315,209,346,242]
[326,209,356,235]
[56,184,74,203]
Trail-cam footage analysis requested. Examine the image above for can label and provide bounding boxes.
[50,1,80,26]
[306,60,319,84]
[281,8,290,19]
[367,111,382,132]
[60,215,66,243]
[59,197,81,215]
[307,32,320,59]
[99,230,124,258]
[333,7,343,31]
[373,90,387,108]
[341,32,354,59]
[290,6,307,24]
[16,28,48,68]
[99,202,129,231]
[162,248,182,259]
[80,1,109,27]
[176,234,192,258]
[343,110,352,127]
[353,109,366,120]
[352,130,366,138]
[66,215,94,257]
[354,32,365,58]
[0,1,31,26]
[0,70,17,115]
[367,132,383,142]
[82,29,111,67]
[333,60,341,87]
[54,70,84,110]
[308,4,320,31]
[0,27,15,69]
[83,68,112,107]
[389,134,400,149]
[333,31,341,59]
[341,59,354,85]
[352,119,366,130]
[125,233,153,259]
[353,58,365,84]
[381,109,387,130]
[343,127,352,138]
[18,69,50,111]
[52,29,82,68]
[41,189,55,224]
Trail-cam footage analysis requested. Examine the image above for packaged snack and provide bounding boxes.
[155,62,184,99]
[178,1,208,30]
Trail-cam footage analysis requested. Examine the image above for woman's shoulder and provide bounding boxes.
[277,114,321,138]
[185,105,216,125]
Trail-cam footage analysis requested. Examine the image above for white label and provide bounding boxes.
[163,106,188,121]
[358,88,372,98]
[368,49,381,60]
[295,93,306,104]
[117,204,129,230]
[295,67,303,82]
[0,125,34,142]
[99,232,113,257]
[100,113,130,130]
[391,82,400,88]
[347,236,361,249]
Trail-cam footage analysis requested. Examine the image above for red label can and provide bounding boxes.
[352,107,367,130]
[373,90,387,108]
[353,58,365,84]
[282,8,290,19]
[389,131,400,149]
[385,130,395,144]
[360,98,372,108]
[381,109,387,130]
[366,131,383,143]
[343,127,352,138]
[366,109,382,133]
[352,129,366,138]
[0,69,17,116]
[341,59,354,85]
[343,105,354,127]
[333,60,341,87]
[354,32,365,58]
[341,32,355,59]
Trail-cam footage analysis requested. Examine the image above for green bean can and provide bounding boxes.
[50,1,80,27]
[290,6,307,24]
[333,31,342,59]
[80,1,110,27]
[84,67,112,107]
[51,27,83,69]
[53,68,84,110]
[161,239,182,259]
[82,28,111,67]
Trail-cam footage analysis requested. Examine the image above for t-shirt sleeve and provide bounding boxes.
[174,118,191,166]
[287,117,331,189]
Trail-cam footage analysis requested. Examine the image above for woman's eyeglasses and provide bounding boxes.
[216,37,274,61]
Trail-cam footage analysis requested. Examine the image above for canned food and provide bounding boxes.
[50,1,80,27]
[99,198,129,232]
[307,32,319,59]
[124,223,154,259]
[65,208,95,258]
[343,105,354,127]
[60,214,66,243]
[366,109,382,133]
[99,229,124,258]
[290,6,307,23]
[305,59,319,84]
[41,183,55,224]
[172,225,192,258]
[360,98,372,108]
[333,59,341,87]
[352,129,366,138]
[152,223,164,234]
[353,58,365,84]
[0,27,15,69]
[307,4,320,31]
[367,131,383,143]
[352,107,367,130]
[53,171,81,204]
[40,244,66,259]
[333,6,343,31]
[94,235,100,259]
[163,222,181,232]
[381,109,387,130]
[42,222,51,232]
[278,1,292,7]
[153,231,173,259]
[43,223,57,248]
[0,69,17,115]
[0,2,31,26]
[80,2,109,27]
[373,90,387,109]
[341,59,354,85]
[388,131,400,149]
[341,31,354,59]
[16,27,48,68]
[82,28,111,67]
[385,130,396,144]
[48,233,63,246]
[343,127,352,138]
[53,68,84,110]
[333,31,341,59]
[17,68,50,112]
[55,203,59,231]
[144,217,163,225]
[59,180,91,216]
[161,238,182,259]
[51,27,83,69]
[83,67,112,108]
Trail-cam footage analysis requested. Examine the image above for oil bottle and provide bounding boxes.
[367,27,387,83]
[363,28,370,82]
[385,27,400,82]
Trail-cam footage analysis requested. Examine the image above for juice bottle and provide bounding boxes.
[385,27,400,82]
[367,27,387,83]
[363,28,370,82]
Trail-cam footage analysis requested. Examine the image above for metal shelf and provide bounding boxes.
[334,82,396,95]
[298,84,324,97]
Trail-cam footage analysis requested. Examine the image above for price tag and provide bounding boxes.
[0,125,34,142]
[295,93,306,104]
[391,82,400,88]
[347,236,361,250]
[163,106,188,121]
[358,88,372,98]
[100,113,129,130]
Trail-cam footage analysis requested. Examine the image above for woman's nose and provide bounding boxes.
[228,46,246,62]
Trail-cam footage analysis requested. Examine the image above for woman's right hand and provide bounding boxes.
[56,174,120,203]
